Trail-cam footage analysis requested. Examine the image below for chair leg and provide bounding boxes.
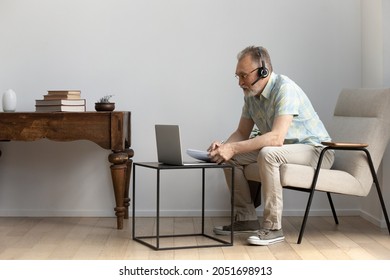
[369,169,390,234]
[364,150,390,234]
[297,190,316,244]
[327,192,339,225]
[248,181,262,208]
[297,147,330,244]
[374,180,390,234]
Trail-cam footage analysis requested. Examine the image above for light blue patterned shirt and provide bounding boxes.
[241,72,331,146]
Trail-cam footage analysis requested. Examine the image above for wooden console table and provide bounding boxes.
[0,112,133,229]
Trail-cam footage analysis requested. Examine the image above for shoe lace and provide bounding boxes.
[258,229,271,237]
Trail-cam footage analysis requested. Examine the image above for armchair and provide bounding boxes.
[244,88,390,244]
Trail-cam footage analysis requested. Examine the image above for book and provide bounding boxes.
[43,94,81,100]
[35,99,86,106]
[47,90,81,95]
[35,105,86,112]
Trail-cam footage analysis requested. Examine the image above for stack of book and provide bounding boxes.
[35,90,86,112]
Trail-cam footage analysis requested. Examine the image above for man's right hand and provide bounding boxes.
[207,141,223,152]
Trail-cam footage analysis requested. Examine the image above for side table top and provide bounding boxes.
[134,162,234,169]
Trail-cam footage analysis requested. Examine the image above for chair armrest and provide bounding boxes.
[321,141,368,148]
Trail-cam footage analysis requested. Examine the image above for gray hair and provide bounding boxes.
[237,46,273,73]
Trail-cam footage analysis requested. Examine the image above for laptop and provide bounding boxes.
[155,124,213,165]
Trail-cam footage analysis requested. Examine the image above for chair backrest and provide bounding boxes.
[328,88,390,195]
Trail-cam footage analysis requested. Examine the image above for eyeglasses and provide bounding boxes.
[235,68,259,80]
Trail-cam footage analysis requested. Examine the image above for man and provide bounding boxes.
[208,46,334,246]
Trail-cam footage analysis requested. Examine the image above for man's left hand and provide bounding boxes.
[208,143,235,164]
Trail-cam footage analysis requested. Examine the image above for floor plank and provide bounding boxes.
[0,216,389,260]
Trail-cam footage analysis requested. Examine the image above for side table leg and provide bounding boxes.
[108,151,130,229]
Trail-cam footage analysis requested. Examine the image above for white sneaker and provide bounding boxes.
[213,220,260,235]
[247,229,285,246]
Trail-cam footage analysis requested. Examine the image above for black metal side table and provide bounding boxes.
[132,162,234,250]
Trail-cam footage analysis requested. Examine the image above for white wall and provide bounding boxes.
[385,0,390,89]
[361,0,383,87]
[0,0,363,217]
[378,0,390,227]
[359,0,390,227]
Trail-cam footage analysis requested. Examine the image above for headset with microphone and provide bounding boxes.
[251,47,269,86]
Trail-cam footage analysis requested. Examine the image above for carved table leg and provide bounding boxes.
[108,151,130,229]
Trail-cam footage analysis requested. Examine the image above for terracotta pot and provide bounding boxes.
[95,102,115,111]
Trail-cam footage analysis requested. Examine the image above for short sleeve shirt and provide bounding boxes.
[241,72,331,146]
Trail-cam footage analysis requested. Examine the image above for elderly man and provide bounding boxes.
[208,46,334,246]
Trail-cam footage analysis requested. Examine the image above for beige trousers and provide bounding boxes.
[224,144,335,230]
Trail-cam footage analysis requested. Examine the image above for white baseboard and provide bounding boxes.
[359,209,385,227]
[0,209,115,217]
[0,208,387,229]
[130,208,361,217]
[0,208,363,218]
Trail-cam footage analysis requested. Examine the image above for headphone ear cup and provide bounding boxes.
[258,67,269,78]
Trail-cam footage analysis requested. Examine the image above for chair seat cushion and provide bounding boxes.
[244,163,368,197]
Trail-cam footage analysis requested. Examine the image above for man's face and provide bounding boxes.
[235,54,267,97]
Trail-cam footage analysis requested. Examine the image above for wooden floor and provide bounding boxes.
[0,216,389,260]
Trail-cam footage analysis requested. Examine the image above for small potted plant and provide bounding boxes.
[95,94,115,111]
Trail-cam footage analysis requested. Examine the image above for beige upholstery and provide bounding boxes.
[243,88,390,243]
